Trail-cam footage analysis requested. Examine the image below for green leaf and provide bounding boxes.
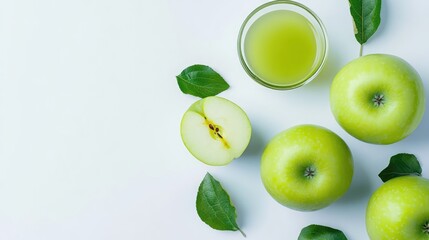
[348,0,382,45]
[298,224,348,240]
[196,173,245,237]
[378,153,422,182]
[176,65,229,98]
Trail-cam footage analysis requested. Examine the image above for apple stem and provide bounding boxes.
[423,221,429,234]
[359,44,363,57]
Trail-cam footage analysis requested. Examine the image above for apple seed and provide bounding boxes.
[206,121,229,148]
[372,93,385,107]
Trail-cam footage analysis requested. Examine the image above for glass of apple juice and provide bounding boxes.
[238,0,328,90]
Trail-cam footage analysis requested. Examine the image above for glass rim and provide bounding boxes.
[237,0,329,90]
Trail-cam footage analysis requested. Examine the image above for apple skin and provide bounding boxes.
[330,54,425,144]
[366,176,429,240]
[261,125,353,211]
[180,96,252,166]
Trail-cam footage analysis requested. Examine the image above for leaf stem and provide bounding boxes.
[359,44,363,57]
[237,228,246,238]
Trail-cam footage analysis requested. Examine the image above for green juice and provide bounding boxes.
[244,10,318,87]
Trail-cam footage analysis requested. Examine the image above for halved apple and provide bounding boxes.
[180,96,252,166]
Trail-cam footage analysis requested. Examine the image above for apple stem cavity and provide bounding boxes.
[423,221,429,234]
[372,93,385,107]
[304,166,316,179]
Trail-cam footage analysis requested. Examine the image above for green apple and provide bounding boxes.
[180,96,251,166]
[330,54,425,144]
[260,125,353,211]
[366,176,429,240]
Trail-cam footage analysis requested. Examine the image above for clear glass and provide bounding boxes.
[238,0,328,90]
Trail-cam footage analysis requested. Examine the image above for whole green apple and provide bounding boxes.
[180,96,252,166]
[330,54,425,144]
[366,176,429,240]
[260,125,353,211]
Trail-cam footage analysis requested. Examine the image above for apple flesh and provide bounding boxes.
[180,96,251,166]
[366,176,429,240]
[330,54,425,144]
[261,125,353,211]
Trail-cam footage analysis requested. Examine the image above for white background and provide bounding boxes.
[0,0,428,239]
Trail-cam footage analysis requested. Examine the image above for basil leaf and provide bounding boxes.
[196,173,245,237]
[378,153,422,182]
[298,224,348,240]
[176,65,229,98]
[348,0,382,45]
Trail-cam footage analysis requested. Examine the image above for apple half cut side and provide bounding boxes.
[180,96,252,166]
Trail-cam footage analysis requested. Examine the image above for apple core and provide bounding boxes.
[207,121,229,148]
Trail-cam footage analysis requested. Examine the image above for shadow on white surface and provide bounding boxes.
[219,127,271,233]
[367,0,389,45]
[242,126,266,159]
[406,86,429,143]
[336,153,373,206]
[306,41,339,90]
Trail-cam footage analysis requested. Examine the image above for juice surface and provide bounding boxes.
[244,10,318,86]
